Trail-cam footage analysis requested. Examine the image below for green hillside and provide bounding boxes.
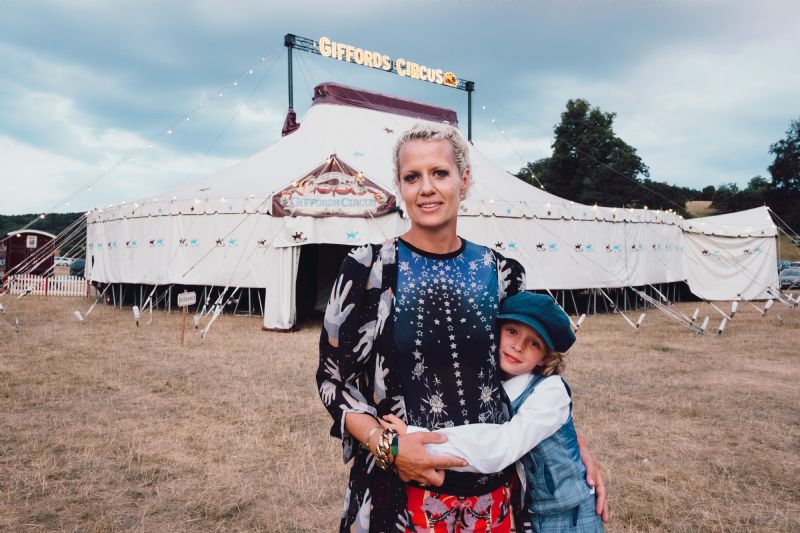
[0,212,85,238]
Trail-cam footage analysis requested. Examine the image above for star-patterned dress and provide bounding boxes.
[317,237,526,532]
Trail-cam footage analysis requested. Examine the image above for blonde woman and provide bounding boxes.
[317,123,604,532]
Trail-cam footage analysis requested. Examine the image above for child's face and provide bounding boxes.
[498,321,549,377]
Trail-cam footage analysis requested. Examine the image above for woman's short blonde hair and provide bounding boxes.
[392,123,472,194]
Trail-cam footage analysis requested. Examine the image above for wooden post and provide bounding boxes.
[181,303,187,346]
[177,290,196,346]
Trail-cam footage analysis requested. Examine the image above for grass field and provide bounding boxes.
[1,295,799,532]
[685,201,718,219]
[778,233,800,262]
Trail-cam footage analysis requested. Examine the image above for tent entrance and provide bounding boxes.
[295,243,351,324]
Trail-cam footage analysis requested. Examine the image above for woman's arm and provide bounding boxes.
[407,376,570,474]
[577,432,609,523]
[317,247,384,462]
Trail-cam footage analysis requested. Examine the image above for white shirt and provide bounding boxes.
[408,373,570,474]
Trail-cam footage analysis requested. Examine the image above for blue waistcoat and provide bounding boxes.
[511,374,592,516]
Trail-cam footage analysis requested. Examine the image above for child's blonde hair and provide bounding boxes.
[536,349,565,376]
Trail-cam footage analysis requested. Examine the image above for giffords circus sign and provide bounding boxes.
[317,36,459,88]
[272,155,396,218]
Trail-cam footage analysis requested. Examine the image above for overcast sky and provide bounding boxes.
[1,0,798,215]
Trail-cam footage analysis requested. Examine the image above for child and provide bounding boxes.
[383,292,604,532]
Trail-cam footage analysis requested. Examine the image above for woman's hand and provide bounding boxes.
[577,433,609,523]
[393,432,467,487]
[380,414,408,434]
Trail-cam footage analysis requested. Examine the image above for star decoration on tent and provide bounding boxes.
[346,230,359,241]
[352,151,365,158]
[383,127,395,134]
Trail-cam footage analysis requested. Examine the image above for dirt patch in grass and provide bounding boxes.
[0,295,798,531]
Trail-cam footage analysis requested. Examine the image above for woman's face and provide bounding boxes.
[397,139,468,234]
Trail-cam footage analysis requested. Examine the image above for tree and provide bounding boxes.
[768,118,800,192]
[517,99,650,207]
[766,117,800,228]
[710,183,740,212]
[701,185,715,199]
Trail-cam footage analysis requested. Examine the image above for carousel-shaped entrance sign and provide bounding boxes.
[272,154,396,217]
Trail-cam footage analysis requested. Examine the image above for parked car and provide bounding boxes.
[778,259,792,272]
[70,258,85,277]
[53,255,75,266]
[779,268,800,289]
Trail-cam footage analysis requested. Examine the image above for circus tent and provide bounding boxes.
[85,83,779,330]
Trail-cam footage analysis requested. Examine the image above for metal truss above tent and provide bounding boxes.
[284,33,477,140]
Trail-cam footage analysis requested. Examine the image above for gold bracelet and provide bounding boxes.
[361,427,380,451]
[375,429,398,471]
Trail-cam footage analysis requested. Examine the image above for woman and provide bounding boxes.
[317,123,605,532]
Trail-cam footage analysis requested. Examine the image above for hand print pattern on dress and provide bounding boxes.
[324,275,355,348]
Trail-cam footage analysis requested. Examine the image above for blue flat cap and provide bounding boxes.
[497,292,576,353]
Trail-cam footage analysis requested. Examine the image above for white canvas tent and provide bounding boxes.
[86,83,779,330]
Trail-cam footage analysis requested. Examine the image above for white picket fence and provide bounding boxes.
[5,274,88,297]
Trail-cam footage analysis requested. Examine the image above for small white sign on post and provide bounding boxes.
[177,291,196,345]
[177,291,197,308]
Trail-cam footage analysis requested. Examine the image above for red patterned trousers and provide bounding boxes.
[405,484,512,532]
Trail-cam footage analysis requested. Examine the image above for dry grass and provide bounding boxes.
[778,233,800,262]
[0,295,798,532]
[685,201,718,218]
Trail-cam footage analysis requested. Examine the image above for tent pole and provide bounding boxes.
[284,34,295,110]
[466,81,474,142]
[234,292,242,315]
[168,286,172,314]
[570,290,578,316]
[248,288,252,316]
[258,289,264,317]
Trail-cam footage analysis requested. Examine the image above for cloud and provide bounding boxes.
[1,0,798,214]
